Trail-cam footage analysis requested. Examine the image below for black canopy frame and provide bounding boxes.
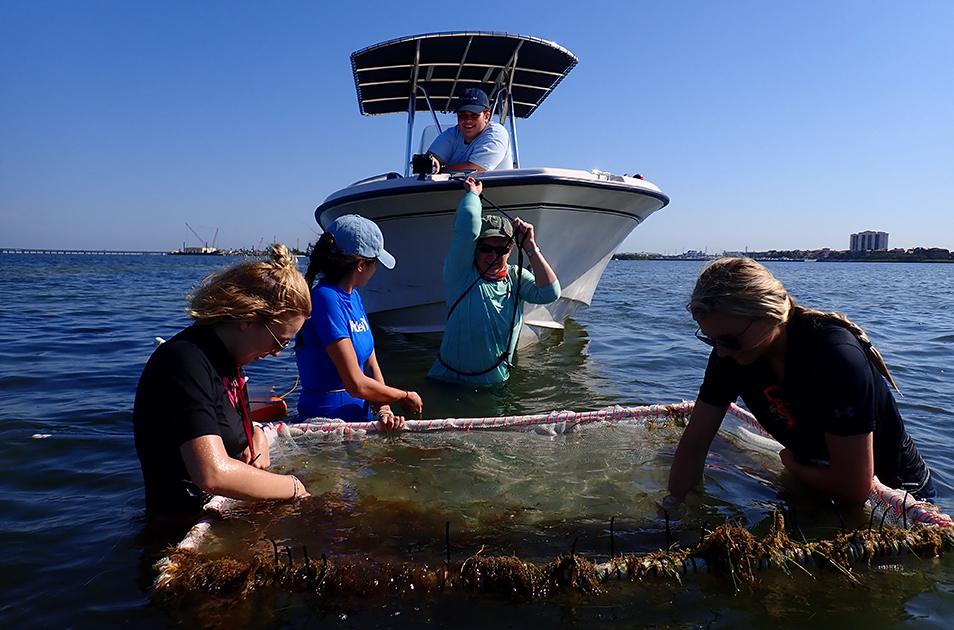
[350,32,578,175]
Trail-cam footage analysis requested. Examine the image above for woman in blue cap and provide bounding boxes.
[296,215,422,428]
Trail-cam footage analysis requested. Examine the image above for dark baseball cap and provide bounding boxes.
[478,214,514,240]
[455,88,491,114]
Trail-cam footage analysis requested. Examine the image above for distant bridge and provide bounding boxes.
[0,248,168,255]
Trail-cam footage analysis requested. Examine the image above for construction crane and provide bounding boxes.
[185,223,207,248]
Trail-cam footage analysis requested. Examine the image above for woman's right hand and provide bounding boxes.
[290,475,310,500]
[463,176,482,196]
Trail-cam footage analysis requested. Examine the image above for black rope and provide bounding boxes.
[902,490,910,529]
[609,516,616,559]
[828,497,846,535]
[664,511,674,550]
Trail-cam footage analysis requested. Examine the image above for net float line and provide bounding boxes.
[152,494,229,588]
[152,513,954,608]
[263,401,696,438]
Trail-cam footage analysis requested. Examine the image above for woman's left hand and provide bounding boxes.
[377,407,406,432]
[245,426,271,469]
[463,176,482,196]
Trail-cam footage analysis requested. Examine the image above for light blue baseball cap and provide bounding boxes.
[326,214,396,269]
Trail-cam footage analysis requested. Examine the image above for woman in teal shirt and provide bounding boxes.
[429,177,561,384]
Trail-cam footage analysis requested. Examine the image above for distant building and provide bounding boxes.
[850,231,888,251]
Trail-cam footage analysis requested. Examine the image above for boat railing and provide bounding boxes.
[404,85,444,177]
[500,90,520,168]
[349,172,403,187]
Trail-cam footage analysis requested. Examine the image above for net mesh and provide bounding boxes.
[153,402,952,607]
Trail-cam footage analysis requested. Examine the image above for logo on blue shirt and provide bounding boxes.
[350,317,369,333]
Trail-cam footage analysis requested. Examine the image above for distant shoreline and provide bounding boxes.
[0,248,305,257]
[1,248,950,263]
[614,252,953,264]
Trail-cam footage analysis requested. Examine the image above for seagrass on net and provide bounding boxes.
[154,512,954,608]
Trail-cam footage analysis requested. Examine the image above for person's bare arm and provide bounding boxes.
[780,432,874,503]
[325,338,422,415]
[181,434,307,500]
[667,400,728,501]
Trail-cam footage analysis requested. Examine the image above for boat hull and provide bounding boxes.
[315,168,668,342]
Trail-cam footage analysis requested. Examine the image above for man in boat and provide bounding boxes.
[426,88,511,173]
[428,177,560,384]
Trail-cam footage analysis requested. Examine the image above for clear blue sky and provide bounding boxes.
[2,1,951,254]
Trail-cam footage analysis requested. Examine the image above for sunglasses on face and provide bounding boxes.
[694,319,756,352]
[476,244,512,256]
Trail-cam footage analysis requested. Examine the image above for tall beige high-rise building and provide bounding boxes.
[850,231,888,251]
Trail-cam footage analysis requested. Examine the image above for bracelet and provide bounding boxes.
[527,246,541,257]
[402,389,409,401]
[290,475,302,500]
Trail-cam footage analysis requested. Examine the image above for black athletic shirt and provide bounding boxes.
[133,324,250,515]
[697,315,930,493]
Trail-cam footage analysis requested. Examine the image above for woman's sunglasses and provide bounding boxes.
[476,244,513,256]
[694,319,756,352]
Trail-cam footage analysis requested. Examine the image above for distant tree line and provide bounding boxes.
[822,248,952,262]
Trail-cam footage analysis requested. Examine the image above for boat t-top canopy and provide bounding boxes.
[350,31,578,120]
[351,32,578,176]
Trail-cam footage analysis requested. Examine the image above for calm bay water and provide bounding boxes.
[1,254,953,629]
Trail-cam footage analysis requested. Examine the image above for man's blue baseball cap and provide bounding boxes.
[326,214,396,269]
[455,88,491,114]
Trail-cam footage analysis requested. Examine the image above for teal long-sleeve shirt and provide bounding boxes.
[428,192,561,384]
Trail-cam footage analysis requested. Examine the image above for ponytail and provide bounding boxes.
[304,232,362,287]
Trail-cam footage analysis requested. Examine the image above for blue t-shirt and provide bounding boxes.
[296,282,376,421]
[427,121,511,171]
